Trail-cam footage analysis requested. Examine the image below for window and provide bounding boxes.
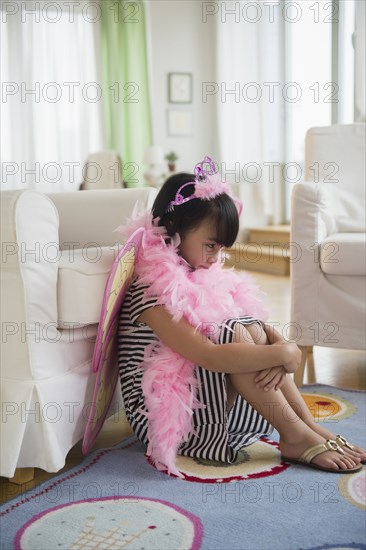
[0,2,104,191]
[284,0,356,220]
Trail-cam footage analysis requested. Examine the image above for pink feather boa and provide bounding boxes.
[116,212,268,477]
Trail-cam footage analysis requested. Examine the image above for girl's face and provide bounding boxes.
[179,219,223,270]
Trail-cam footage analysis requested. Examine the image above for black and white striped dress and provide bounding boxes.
[117,277,273,463]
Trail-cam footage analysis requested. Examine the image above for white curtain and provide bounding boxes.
[0,1,104,192]
[214,1,285,227]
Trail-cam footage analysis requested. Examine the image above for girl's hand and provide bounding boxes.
[254,366,287,392]
[274,341,301,373]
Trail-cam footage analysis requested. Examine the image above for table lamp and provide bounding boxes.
[143,146,164,187]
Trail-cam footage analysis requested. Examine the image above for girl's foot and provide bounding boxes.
[308,424,366,463]
[280,432,362,472]
[335,435,366,464]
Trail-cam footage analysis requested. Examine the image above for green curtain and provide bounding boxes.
[100,0,152,187]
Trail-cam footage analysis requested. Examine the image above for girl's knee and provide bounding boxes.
[233,323,255,344]
[246,322,268,344]
[233,322,267,345]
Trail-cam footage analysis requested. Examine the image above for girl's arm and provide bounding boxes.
[138,306,300,375]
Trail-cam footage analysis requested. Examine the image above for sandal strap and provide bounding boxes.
[300,439,344,464]
[336,435,355,450]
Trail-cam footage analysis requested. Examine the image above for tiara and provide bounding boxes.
[165,156,242,214]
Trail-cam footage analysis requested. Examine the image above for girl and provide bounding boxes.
[117,157,364,477]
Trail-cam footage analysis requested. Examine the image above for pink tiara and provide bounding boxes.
[165,156,242,214]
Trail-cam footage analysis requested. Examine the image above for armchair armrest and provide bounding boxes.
[291,181,337,252]
[1,190,59,379]
[290,182,336,345]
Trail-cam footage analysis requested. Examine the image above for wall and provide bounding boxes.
[146,0,217,174]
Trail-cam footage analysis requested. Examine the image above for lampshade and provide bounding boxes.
[143,146,164,165]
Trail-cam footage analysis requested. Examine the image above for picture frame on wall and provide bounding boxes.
[167,109,193,137]
[168,73,193,104]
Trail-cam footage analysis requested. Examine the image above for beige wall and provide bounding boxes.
[147,0,217,174]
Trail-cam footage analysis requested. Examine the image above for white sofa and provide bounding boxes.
[290,123,366,386]
[0,187,158,482]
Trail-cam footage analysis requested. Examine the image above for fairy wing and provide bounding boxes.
[82,228,143,454]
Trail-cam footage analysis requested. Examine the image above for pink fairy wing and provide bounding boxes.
[92,228,144,372]
[82,228,143,454]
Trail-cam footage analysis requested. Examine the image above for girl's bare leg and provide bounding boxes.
[279,374,366,461]
[236,323,366,461]
[227,323,361,470]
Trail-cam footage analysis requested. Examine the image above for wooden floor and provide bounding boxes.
[1,272,365,504]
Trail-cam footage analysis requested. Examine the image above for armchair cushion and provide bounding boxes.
[57,245,118,328]
[320,233,366,276]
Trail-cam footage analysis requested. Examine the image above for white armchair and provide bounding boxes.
[0,187,158,482]
[290,123,366,386]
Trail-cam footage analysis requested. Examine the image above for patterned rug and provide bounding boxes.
[1,385,365,550]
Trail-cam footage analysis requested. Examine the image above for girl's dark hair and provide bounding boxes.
[152,172,239,247]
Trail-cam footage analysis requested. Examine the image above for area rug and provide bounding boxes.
[1,385,365,550]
